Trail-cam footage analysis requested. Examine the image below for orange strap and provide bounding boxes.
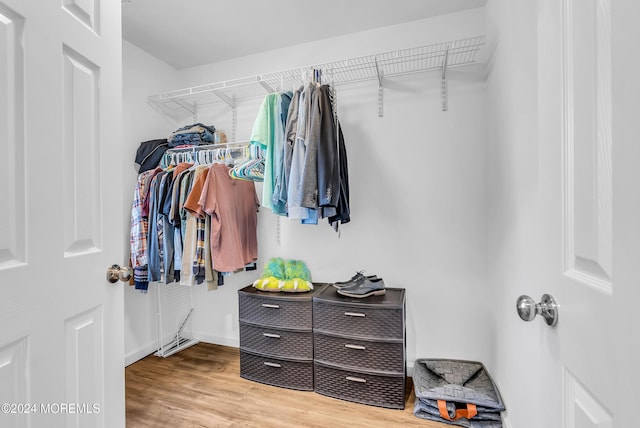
[437,400,478,421]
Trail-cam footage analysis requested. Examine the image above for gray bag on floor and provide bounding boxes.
[413,359,505,428]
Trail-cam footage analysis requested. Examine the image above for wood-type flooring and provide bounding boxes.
[125,343,450,427]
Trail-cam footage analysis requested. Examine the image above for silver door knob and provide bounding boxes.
[106,264,132,283]
[516,294,558,326]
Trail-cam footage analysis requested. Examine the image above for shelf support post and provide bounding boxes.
[375,58,384,117]
[231,95,237,141]
[441,43,451,112]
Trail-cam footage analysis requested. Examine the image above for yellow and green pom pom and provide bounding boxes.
[253,258,313,293]
[281,278,313,293]
[252,276,281,292]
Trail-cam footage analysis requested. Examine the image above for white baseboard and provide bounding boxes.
[125,342,157,367]
[195,333,240,349]
[407,360,415,377]
[125,334,239,367]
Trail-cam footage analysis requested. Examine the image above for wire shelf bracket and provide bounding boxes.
[148,36,488,119]
[258,80,276,94]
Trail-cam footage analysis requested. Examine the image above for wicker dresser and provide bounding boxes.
[238,284,328,391]
[312,286,406,409]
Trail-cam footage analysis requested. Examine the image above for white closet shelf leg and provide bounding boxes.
[375,59,384,117]
[441,74,448,112]
[232,95,237,142]
[441,43,451,112]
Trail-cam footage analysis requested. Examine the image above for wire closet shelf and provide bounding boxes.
[148,36,487,116]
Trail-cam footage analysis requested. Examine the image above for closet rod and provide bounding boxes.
[162,141,253,167]
[165,140,251,153]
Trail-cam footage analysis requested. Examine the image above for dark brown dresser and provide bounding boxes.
[238,284,328,391]
[312,286,406,409]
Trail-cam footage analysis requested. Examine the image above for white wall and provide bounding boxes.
[123,8,492,373]
[122,40,179,365]
[180,8,486,86]
[485,1,540,427]
[166,8,491,368]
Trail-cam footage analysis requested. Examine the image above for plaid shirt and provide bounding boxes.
[193,216,207,284]
[130,168,161,291]
[181,166,211,286]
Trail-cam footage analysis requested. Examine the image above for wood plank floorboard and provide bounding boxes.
[125,343,451,427]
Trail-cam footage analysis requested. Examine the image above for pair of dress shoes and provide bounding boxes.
[332,271,386,298]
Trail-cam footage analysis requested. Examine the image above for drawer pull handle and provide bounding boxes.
[261,304,280,309]
[263,362,282,368]
[262,333,281,339]
[344,312,365,317]
[345,344,366,350]
[346,376,367,383]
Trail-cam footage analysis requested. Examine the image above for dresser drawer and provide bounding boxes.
[240,350,314,391]
[314,332,404,373]
[314,362,405,409]
[240,322,313,360]
[238,293,313,330]
[313,299,404,340]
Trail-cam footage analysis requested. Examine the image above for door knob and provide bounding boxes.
[106,264,132,283]
[516,294,558,326]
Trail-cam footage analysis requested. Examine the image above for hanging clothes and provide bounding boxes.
[250,82,350,231]
[147,170,174,283]
[250,93,287,215]
[280,86,302,210]
[329,124,351,228]
[271,91,292,210]
[198,163,260,272]
[287,83,318,223]
[130,167,162,292]
[183,165,217,289]
[129,139,261,293]
[305,84,350,226]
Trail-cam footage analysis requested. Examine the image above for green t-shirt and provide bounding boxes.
[250,93,284,212]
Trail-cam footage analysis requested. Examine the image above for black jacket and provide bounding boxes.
[301,85,350,227]
[135,139,169,173]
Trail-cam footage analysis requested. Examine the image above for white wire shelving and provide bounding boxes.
[148,35,488,120]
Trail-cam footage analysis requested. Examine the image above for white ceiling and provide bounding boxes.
[121,0,486,69]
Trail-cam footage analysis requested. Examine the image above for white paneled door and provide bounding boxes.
[0,1,123,428]
[537,0,640,426]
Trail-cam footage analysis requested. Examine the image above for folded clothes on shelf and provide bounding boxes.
[168,123,216,147]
